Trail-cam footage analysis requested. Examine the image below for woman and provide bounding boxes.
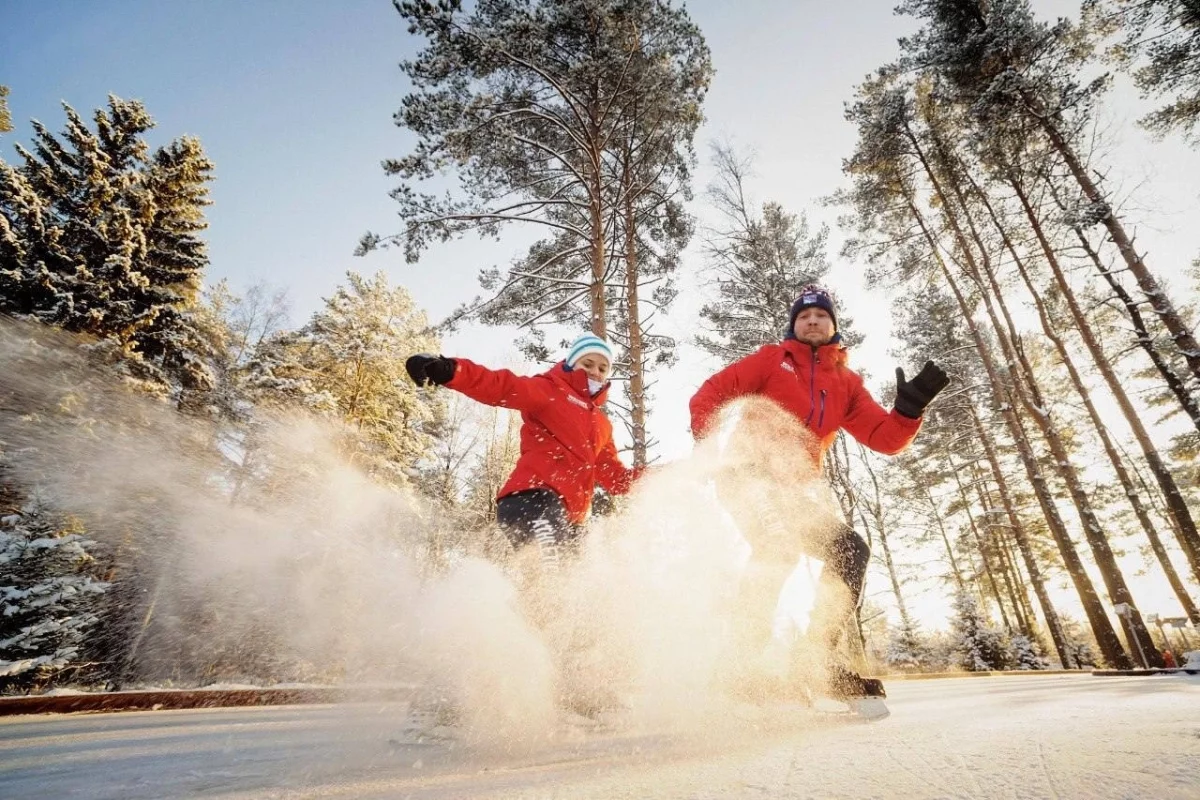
[406,333,641,567]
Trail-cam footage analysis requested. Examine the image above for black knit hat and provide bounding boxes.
[785,284,837,337]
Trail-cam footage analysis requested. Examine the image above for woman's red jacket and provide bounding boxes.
[447,358,640,523]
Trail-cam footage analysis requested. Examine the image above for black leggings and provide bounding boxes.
[496,488,584,568]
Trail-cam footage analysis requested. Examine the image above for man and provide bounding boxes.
[689,285,948,703]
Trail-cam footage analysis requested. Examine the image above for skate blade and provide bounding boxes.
[846,697,890,720]
[811,696,890,721]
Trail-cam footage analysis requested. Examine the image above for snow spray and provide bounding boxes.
[0,319,845,746]
[0,319,556,743]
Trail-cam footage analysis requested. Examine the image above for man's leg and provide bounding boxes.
[798,524,884,698]
[719,478,804,699]
[804,524,870,651]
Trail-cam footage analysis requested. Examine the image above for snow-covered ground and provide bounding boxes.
[1,673,1197,799]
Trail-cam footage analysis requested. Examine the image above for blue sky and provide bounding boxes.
[5,0,1200,626]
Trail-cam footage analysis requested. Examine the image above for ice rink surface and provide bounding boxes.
[2,673,1198,799]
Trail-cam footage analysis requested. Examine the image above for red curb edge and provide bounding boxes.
[0,686,416,717]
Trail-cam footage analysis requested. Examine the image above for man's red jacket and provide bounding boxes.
[689,339,921,468]
[447,358,640,523]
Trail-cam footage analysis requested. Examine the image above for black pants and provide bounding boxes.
[496,488,584,568]
[723,485,871,656]
[804,525,871,648]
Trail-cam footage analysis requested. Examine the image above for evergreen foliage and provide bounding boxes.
[1090,0,1200,139]
[0,494,108,689]
[950,588,1009,671]
[0,96,217,401]
[245,271,442,490]
[697,143,833,361]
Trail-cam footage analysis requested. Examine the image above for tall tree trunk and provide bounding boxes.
[993,524,1033,637]
[586,106,607,336]
[926,143,1159,666]
[948,460,1014,633]
[1051,202,1200,435]
[925,483,966,591]
[907,189,1081,666]
[1000,525,1039,632]
[999,176,1200,617]
[621,154,648,466]
[877,520,911,628]
[902,136,1130,667]
[961,462,1031,634]
[1029,106,1200,385]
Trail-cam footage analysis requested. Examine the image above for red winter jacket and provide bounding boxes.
[689,339,921,469]
[446,358,641,524]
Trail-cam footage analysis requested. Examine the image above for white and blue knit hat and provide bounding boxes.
[565,333,613,368]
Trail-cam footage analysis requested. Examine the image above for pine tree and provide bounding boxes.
[365,0,708,463]
[365,0,708,331]
[950,588,1009,671]
[0,494,108,689]
[1008,634,1050,670]
[1089,0,1200,139]
[245,271,442,490]
[0,96,217,401]
[697,143,832,361]
[885,618,930,671]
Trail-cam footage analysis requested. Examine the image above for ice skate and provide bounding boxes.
[391,691,461,745]
[810,663,889,720]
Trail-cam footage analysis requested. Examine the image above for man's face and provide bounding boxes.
[792,307,835,346]
[576,353,611,382]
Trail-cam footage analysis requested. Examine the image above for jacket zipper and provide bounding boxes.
[805,347,819,425]
[818,389,827,429]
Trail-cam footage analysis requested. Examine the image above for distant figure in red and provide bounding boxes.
[689,285,949,703]
[1162,649,1177,669]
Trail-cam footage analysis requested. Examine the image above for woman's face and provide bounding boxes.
[792,307,835,346]
[576,353,611,382]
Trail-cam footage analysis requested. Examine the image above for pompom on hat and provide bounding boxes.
[565,333,613,368]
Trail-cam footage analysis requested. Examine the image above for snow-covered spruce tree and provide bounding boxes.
[885,618,931,671]
[1008,633,1050,670]
[0,494,108,690]
[950,587,1009,672]
[0,96,218,404]
[696,142,833,362]
[245,271,442,492]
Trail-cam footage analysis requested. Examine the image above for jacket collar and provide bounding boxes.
[781,337,849,367]
[548,361,610,404]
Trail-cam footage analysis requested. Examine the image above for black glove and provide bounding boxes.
[405,353,456,387]
[894,360,949,419]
